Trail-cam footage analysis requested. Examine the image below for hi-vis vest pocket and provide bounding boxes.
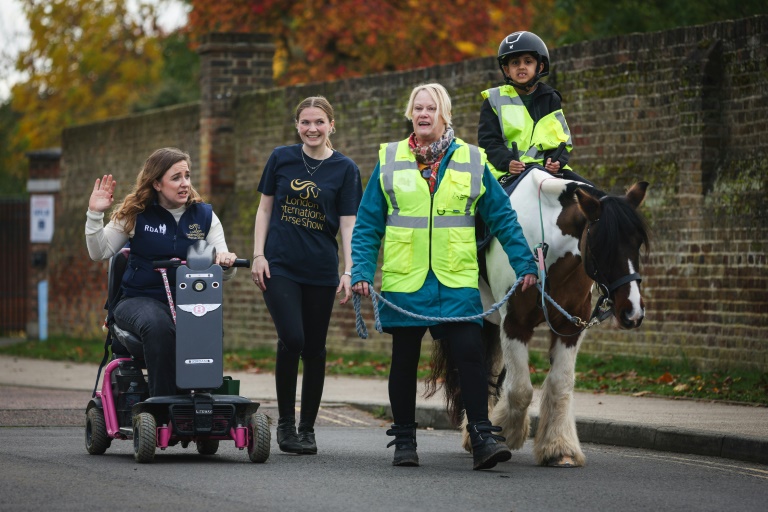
[438,172,473,215]
[448,170,472,195]
[448,228,478,271]
[382,227,414,274]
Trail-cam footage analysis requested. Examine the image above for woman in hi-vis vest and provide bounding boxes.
[351,83,538,471]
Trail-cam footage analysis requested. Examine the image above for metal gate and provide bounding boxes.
[0,198,29,336]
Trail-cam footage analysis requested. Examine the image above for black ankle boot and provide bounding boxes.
[386,423,419,467]
[467,420,511,470]
[277,417,303,454]
[298,420,317,455]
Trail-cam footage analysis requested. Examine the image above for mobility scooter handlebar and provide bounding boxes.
[152,258,251,269]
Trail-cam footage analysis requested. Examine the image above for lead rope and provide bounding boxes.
[158,267,177,325]
[352,276,590,339]
[536,179,598,335]
[353,276,524,339]
[353,178,596,339]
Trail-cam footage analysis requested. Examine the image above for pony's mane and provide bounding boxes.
[568,183,651,266]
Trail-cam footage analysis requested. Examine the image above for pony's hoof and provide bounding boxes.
[546,455,577,468]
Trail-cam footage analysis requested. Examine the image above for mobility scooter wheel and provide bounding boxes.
[247,412,271,463]
[196,439,219,455]
[85,407,111,455]
[133,412,157,463]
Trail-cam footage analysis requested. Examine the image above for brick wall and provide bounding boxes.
[549,18,768,369]
[53,17,768,370]
[51,104,200,337]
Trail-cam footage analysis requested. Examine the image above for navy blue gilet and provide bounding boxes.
[122,202,213,302]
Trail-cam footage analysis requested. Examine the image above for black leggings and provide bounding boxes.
[262,275,336,424]
[388,323,488,425]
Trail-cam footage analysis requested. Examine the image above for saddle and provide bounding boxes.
[476,165,576,283]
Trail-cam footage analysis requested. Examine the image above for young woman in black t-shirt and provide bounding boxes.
[252,96,362,454]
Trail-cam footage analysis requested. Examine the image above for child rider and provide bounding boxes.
[478,31,591,185]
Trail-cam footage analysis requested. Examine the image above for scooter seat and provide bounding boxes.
[111,324,144,363]
[112,324,140,346]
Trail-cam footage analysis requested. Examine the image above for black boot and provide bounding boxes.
[276,416,303,454]
[468,420,511,470]
[298,420,317,455]
[386,423,419,467]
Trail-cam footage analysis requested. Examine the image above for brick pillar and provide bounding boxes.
[197,33,275,199]
[26,148,62,339]
[677,36,724,203]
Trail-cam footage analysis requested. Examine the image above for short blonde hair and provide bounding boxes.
[404,83,452,127]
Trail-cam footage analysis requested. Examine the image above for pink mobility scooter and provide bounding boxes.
[85,241,271,463]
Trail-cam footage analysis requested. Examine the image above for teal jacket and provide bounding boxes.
[351,138,537,328]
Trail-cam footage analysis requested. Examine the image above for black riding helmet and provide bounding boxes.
[497,31,550,91]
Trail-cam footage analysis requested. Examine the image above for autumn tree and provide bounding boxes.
[0,102,24,194]
[5,0,165,181]
[186,0,532,86]
[132,31,201,113]
[532,0,768,45]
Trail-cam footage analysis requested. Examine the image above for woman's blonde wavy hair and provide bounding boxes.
[110,147,202,233]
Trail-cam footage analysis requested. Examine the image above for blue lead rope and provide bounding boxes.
[353,278,586,339]
[353,277,524,339]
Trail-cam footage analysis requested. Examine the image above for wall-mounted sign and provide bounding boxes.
[30,194,54,243]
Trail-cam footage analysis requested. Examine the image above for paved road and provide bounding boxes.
[2,353,767,465]
[2,385,767,512]
[0,385,381,429]
[2,425,766,512]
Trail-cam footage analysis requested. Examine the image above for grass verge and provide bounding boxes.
[1,336,765,405]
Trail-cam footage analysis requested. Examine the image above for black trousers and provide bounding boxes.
[113,296,175,397]
[387,323,488,425]
[262,275,336,425]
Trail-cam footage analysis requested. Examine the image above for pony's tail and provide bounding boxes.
[424,338,464,427]
[483,320,505,401]
[423,320,506,428]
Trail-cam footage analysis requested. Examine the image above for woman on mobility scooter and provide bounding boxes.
[85,147,239,397]
[85,147,270,464]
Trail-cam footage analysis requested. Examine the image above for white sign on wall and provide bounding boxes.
[30,194,54,243]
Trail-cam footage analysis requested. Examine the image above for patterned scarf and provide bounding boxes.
[408,126,454,193]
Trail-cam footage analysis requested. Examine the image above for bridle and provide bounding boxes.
[536,179,642,335]
[582,218,643,323]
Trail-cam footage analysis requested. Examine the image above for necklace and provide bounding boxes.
[301,148,330,176]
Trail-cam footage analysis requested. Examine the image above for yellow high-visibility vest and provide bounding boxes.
[482,85,572,179]
[378,138,486,292]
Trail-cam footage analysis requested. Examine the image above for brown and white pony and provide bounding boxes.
[428,168,650,467]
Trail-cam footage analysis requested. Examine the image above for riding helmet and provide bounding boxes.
[497,31,550,89]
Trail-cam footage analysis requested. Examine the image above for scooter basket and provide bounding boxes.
[213,376,240,395]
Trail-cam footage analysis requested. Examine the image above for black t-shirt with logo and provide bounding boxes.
[257,144,362,286]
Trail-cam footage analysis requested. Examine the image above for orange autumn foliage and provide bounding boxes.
[187,0,532,85]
